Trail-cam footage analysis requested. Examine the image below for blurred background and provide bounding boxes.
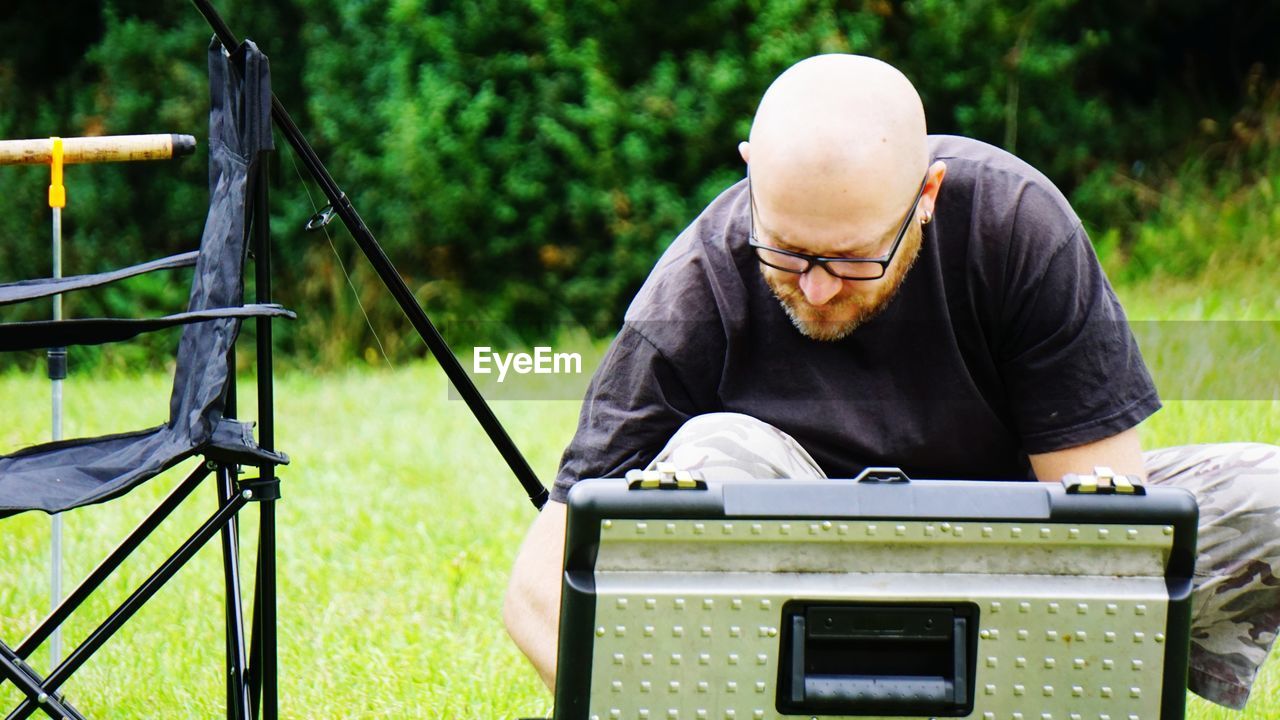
[1,4,1277,716]
[1,0,1277,367]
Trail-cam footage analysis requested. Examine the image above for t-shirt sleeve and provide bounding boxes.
[551,323,703,502]
[996,218,1161,454]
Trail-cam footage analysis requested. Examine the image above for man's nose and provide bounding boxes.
[798,265,844,305]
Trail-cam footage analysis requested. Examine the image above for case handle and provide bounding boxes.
[779,604,973,716]
[853,466,911,484]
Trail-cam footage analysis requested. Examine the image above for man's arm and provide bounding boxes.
[503,320,713,688]
[503,499,567,689]
[1028,427,1146,483]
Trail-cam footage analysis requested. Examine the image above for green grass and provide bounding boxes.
[0,267,1276,718]
[0,365,575,718]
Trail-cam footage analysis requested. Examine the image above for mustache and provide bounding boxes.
[762,225,923,341]
[765,279,875,341]
[771,282,867,312]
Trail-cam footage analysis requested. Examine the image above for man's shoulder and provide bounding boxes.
[929,135,1055,185]
[625,180,750,324]
[929,134,1082,242]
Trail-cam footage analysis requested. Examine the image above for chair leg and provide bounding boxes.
[247,552,262,719]
[217,465,252,720]
[248,493,278,720]
[2,641,87,720]
[15,466,211,660]
[6,491,251,720]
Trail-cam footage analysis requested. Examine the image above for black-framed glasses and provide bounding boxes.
[747,169,928,281]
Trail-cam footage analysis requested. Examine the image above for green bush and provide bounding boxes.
[1,0,1277,366]
[1085,70,1280,283]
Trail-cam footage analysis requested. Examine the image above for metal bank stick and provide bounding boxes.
[0,132,196,666]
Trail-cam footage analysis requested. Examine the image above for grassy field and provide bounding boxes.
[0,270,1276,718]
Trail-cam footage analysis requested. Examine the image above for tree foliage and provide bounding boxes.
[1,0,1277,364]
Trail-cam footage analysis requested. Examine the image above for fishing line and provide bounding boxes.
[283,142,394,370]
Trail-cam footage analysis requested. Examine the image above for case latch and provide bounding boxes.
[1062,466,1146,495]
[625,462,707,490]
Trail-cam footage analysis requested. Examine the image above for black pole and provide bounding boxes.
[254,502,278,720]
[251,154,279,720]
[219,223,249,720]
[247,544,263,718]
[217,465,252,720]
[253,162,276,478]
[189,0,548,510]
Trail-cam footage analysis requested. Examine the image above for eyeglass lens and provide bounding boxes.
[753,246,886,280]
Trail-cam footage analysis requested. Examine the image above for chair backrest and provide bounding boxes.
[169,39,274,440]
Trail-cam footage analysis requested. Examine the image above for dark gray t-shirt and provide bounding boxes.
[552,135,1160,502]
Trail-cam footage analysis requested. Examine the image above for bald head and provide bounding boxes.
[744,54,929,253]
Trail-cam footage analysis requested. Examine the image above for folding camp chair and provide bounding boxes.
[0,39,288,720]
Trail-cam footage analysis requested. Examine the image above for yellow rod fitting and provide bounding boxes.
[48,137,66,209]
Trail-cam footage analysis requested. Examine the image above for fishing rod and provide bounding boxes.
[188,0,549,510]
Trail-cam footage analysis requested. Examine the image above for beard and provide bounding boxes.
[763,224,923,342]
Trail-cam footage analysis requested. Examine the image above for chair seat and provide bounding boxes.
[0,418,287,518]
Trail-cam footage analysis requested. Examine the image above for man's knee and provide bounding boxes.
[667,412,783,445]
[1199,442,1280,505]
[653,412,826,481]
[1174,444,1280,709]
[1148,442,1280,480]
[1233,442,1280,498]
[1148,441,1280,517]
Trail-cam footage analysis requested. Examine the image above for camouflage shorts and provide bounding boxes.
[649,412,1280,710]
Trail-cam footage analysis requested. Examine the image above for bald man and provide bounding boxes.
[504,55,1280,709]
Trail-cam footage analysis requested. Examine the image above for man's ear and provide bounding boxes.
[738,141,750,164]
[921,159,947,216]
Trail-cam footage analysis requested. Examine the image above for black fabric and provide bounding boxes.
[0,304,293,352]
[0,39,284,517]
[0,251,198,307]
[553,136,1160,502]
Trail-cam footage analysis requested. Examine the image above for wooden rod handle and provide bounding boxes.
[0,134,197,166]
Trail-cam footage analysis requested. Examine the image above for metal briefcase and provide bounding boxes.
[553,469,1197,720]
